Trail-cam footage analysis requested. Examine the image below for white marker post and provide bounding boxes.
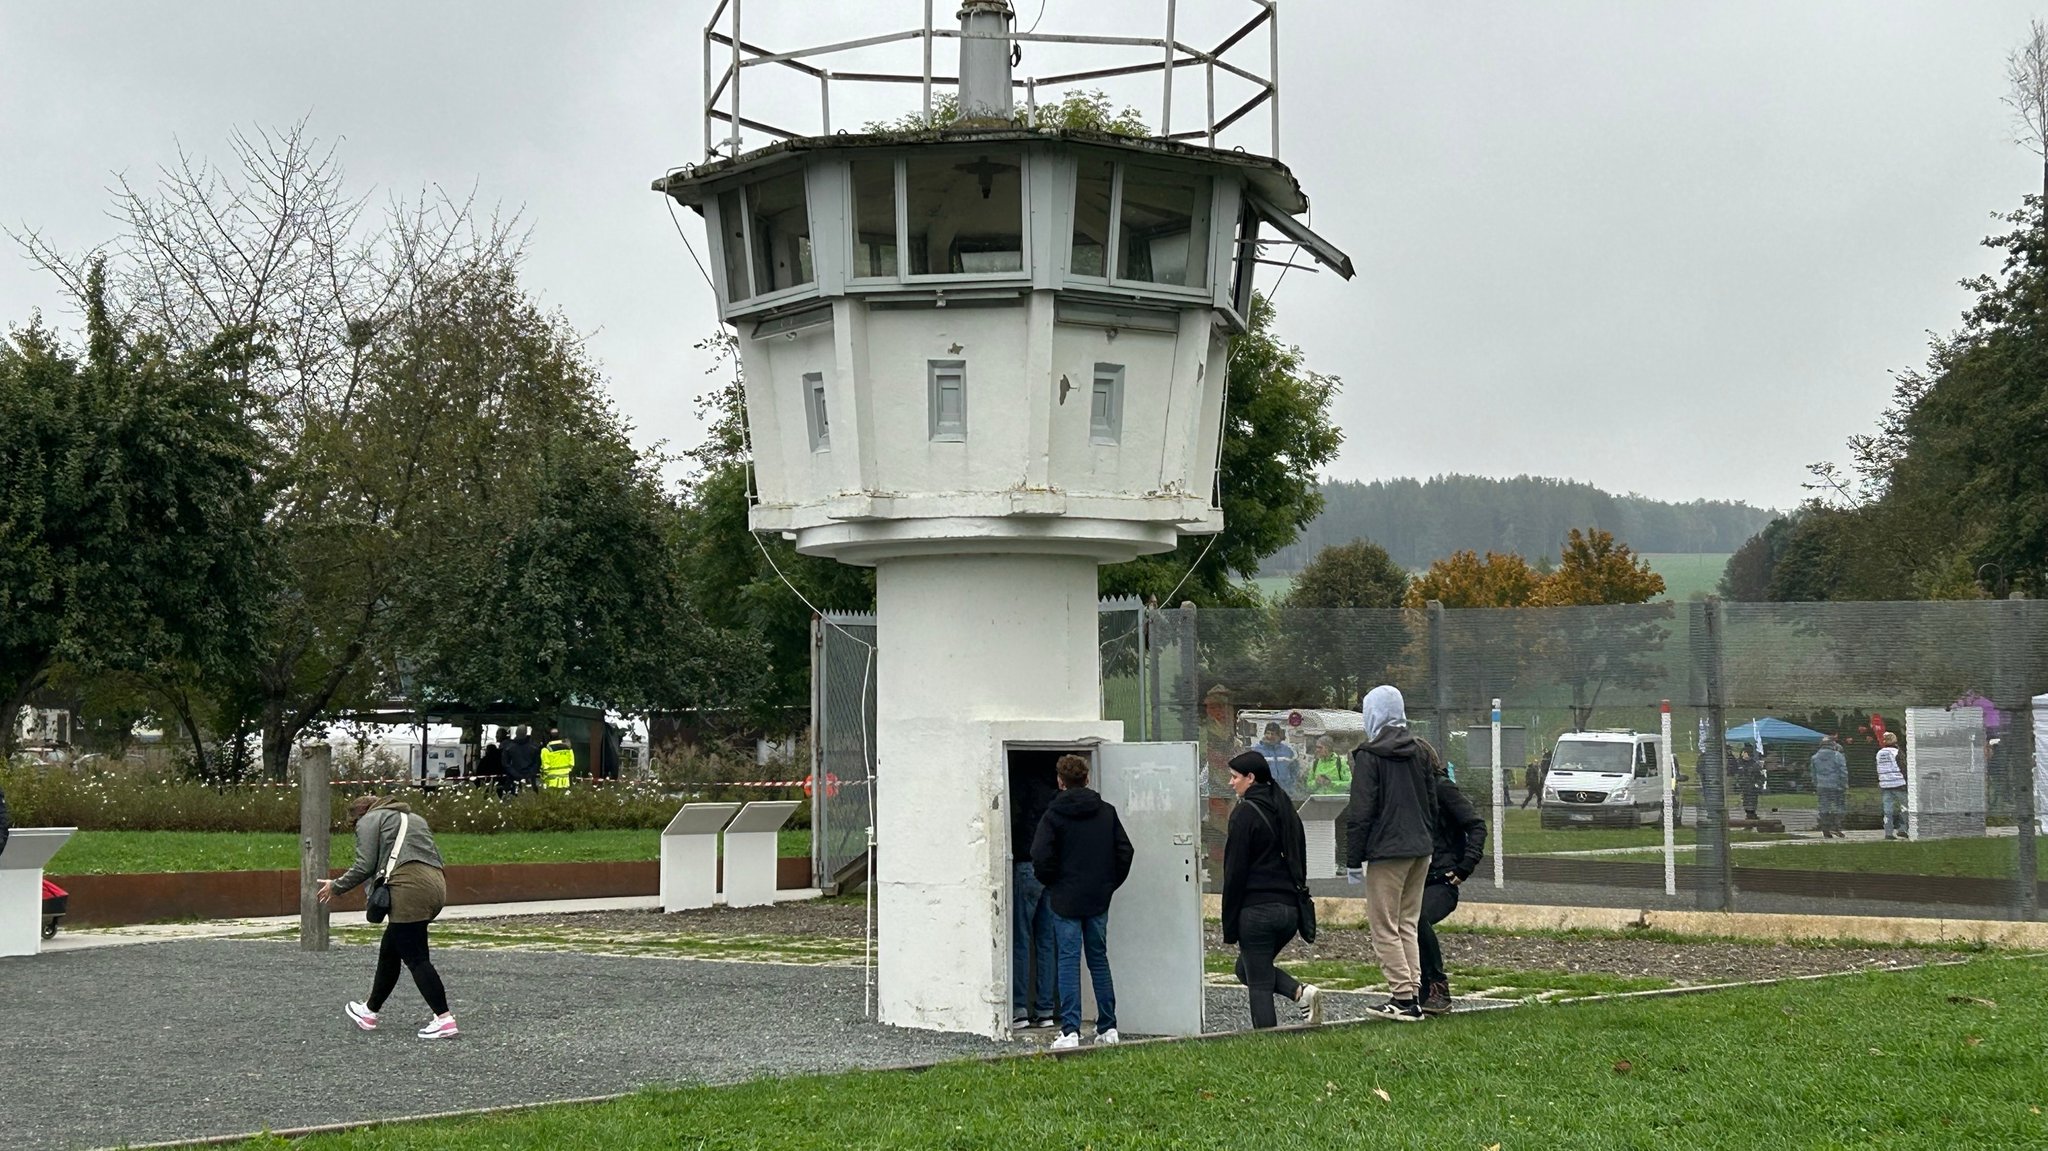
[1661,699,1677,896]
[1491,698,1505,890]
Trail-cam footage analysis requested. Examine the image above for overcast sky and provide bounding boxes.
[2,1,2041,513]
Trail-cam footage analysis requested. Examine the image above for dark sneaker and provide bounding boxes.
[1366,999,1424,1023]
[1420,981,1452,1016]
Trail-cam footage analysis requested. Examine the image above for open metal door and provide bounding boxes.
[1094,741,1204,1037]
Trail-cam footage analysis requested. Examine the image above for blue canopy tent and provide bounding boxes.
[1724,718,1827,745]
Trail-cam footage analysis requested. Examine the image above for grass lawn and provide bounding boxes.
[1717,835,2017,879]
[1641,552,1731,602]
[1494,807,1789,856]
[47,828,813,875]
[232,956,2048,1150]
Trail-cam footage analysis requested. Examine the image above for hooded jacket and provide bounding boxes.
[1220,779,1306,944]
[503,734,541,782]
[1810,743,1849,792]
[1430,776,1486,883]
[330,799,446,895]
[1030,786,1135,919]
[1346,686,1440,866]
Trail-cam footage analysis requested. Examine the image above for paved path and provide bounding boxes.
[9,933,1489,1151]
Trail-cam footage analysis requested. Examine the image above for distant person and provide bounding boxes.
[1735,748,1764,821]
[1252,722,1301,799]
[1221,750,1323,1030]
[1346,684,1440,1023]
[1419,763,1486,1015]
[1520,759,1541,809]
[1030,753,1134,1049]
[1877,732,1908,840]
[503,727,541,794]
[481,729,509,796]
[1008,757,1060,1031]
[1306,736,1350,795]
[539,728,575,790]
[1810,737,1849,838]
[319,794,458,1040]
[0,775,10,856]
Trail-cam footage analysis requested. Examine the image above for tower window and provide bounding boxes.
[929,360,966,441]
[804,372,830,452]
[1090,363,1124,445]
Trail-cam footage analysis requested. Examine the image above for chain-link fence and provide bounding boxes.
[823,597,2048,921]
[812,613,877,894]
[1100,598,2048,922]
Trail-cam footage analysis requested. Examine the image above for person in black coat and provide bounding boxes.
[481,729,509,796]
[501,727,541,795]
[1030,754,1134,1048]
[1346,685,1441,1022]
[0,776,10,857]
[1418,770,1486,1015]
[1221,750,1323,1029]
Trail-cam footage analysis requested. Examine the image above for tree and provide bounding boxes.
[1404,550,1543,609]
[1533,529,1668,730]
[382,266,764,717]
[1284,540,1408,610]
[2009,18,2048,203]
[0,265,267,754]
[1268,539,1411,709]
[1718,516,1794,601]
[1102,293,1344,606]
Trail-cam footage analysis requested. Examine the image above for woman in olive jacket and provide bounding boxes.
[1221,750,1323,1029]
[317,794,458,1039]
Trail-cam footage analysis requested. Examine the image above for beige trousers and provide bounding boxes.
[1365,856,1431,1000]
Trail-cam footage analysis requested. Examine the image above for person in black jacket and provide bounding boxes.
[1221,750,1324,1029]
[1419,769,1486,1015]
[1346,684,1441,1022]
[1030,753,1135,1048]
[0,776,10,857]
[481,729,509,795]
[501,727,541,795]
[1008,758,1060,1030]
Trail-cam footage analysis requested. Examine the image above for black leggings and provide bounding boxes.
[1417,880,1460,987]
[1233,902,1303,1029]
[369,919,449,1016]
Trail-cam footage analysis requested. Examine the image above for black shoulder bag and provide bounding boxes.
[1247,799,1318,944]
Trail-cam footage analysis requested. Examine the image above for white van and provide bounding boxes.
[1539,730,1674,828]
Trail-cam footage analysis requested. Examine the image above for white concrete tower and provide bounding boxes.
[658,1,1350,1036]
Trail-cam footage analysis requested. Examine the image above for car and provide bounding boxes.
[1539,730,1677,829]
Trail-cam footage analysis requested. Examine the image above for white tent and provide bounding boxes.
[2034,694,2048,836]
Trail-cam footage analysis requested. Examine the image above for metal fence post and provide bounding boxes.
[811,615,827,891]
[1145,596,1164,742]
[1427,600,1450,751]
[1178,600,1200,741]
[298,743,331,951]
[2004,599,2038,920]
[1695,598,1733,912]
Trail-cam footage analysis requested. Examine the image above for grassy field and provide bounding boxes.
[229,956,2048,1150]
[1640,552,1731,602]
[1199,952,1675,998]
[46,828,813,875]
[1491,807,1790,855]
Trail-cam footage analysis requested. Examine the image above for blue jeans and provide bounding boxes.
[1051,910,1116,1036]
[1883,788,1907,837]
[1011,862,1056,1019]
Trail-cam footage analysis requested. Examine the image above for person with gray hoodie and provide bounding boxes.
[1345,685,1440,1022]
[1810,737,1849,838]
[318,795,458,1039]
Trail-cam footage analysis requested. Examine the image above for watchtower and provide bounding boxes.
[655,0,1350,1037]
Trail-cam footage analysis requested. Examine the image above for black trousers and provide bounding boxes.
[1233,902,1303,1029]
[1417,880,1461,987]
[369,919,450,1016]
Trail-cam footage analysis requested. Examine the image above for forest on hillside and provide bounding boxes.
[1262,475,1777,573]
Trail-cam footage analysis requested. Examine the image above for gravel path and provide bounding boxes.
[456,901,868,938]
[5,938,1001,1151]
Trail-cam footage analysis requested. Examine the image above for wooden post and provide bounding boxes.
[299,742,332,951]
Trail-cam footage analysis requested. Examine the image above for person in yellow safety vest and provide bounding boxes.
[539,729,575,790]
